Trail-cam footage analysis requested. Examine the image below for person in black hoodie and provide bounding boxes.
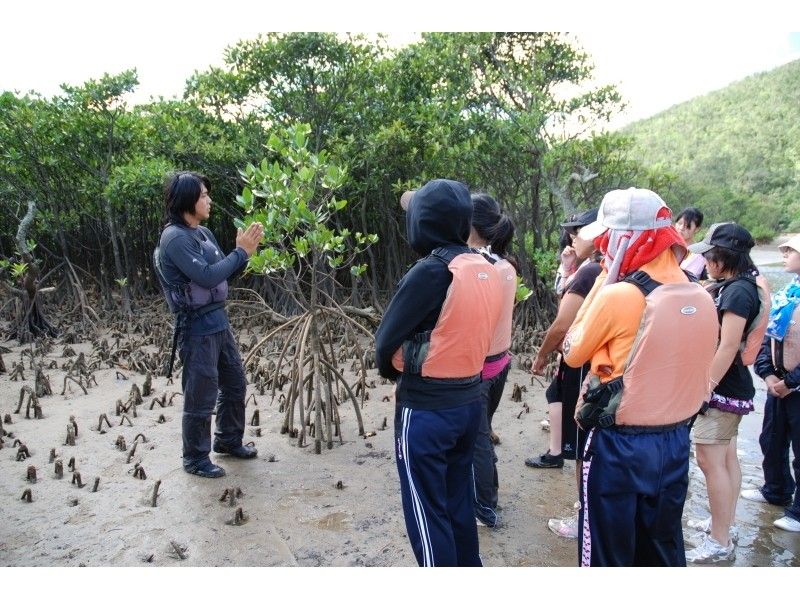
[375,179,503,566]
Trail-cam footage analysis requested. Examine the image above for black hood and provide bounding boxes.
[406,179,472,255]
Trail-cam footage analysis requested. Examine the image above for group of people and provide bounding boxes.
[529,196,800,565]
[153,170,800,567]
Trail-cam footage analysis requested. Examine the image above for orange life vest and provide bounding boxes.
[577,271,719,428]
[488,258,516,356]
[391,249,504,380]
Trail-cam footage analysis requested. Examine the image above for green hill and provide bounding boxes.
[624,59,800,240]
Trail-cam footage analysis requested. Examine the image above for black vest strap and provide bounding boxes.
[622,270,662,296]
[164,302,225,377]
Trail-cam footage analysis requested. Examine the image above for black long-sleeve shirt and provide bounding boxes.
[374,179,483,410]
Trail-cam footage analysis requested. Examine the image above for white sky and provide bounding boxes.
[1,1,799,130]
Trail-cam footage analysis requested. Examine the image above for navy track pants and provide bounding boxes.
[578,425,690,567]
[395,401,483,567]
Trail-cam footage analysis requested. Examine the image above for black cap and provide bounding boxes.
[688,222,755,254]
[560,207,599,230]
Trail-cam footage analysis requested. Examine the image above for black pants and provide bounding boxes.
[472,363,511,526]
[545,358,589,459]
[179,328,246,468]
[759,391,800,521]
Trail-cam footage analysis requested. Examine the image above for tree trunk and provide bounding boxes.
[102,196,132,316]
[6,201,58,342]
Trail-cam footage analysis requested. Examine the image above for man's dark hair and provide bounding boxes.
[163,171,210,226]
[675,207,703,228]
[703,246,756,277]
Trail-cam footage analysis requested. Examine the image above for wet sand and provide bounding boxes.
[0,338,577,566]
[1,329,797,567]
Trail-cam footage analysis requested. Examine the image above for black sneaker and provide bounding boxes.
[184,460,226,478]
[525,451,564,469]
[213,440,258,459]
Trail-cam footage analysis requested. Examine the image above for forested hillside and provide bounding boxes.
[625,59,800,240]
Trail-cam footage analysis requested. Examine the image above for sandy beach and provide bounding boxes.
[0,327,581,567]
[2,238,799,567]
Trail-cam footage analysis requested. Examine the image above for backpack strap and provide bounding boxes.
[622,270,662,297]
[430,246,476,265]
[681,269,700,283]
[624,269,698,297]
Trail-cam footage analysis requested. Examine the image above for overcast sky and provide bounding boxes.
[2,1,799,130]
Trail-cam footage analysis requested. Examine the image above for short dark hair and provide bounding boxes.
[559,227,573,251]
[703,246,755,277]
[163,171,210,226]
[676,207,703,228]
[471,193,515,257]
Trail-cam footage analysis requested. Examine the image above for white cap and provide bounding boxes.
[578,187,672,240]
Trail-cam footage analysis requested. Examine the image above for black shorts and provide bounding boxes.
[545,356,590,460]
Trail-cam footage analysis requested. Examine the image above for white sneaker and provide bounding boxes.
[774,516,800,532]
[685,534,735,564]
[686,516,712,532]
[547,513,578,539]
[740,488,768,503]
[686,516,739,543]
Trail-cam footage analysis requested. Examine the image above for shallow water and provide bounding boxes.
[759,263,795,293]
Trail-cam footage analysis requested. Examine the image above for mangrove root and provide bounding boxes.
[132,463,147,480]
[97,413,112,432]
[169,541,187,560]
[151,480,161,507]
[16,444,30,461]
[226,507,248,526]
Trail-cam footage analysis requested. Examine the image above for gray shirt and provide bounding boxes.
[157,223,247,335]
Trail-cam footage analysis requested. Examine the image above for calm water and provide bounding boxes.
[759,263,796,293]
